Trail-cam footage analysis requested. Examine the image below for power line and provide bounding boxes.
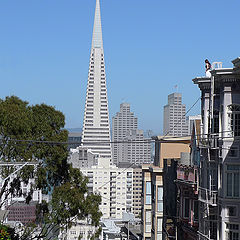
[0,138,154,145]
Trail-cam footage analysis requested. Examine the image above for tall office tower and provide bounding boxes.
[112,103,138,165]
[81,0,112,159]
[163,93,188,136]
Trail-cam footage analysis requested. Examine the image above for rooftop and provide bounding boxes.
[152,135,191,143]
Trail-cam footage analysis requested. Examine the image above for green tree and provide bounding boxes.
[0,96,102,239]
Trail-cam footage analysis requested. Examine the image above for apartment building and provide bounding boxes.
[175,119,201,240]
[80,158,133,219]
[141,136,190,240]
[193,57,240,240]
[132,167,142,218]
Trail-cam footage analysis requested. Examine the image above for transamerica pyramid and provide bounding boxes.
[81,0,112,159]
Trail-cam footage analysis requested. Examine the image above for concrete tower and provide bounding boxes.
[112,103,138,165]
[81,0,112,159]
[163,93,188,136]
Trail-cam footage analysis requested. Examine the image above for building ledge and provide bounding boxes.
[149,166,163,173]
[175,179,197,186]
[192,77,211,85]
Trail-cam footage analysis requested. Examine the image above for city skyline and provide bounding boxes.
[0,0,239,134]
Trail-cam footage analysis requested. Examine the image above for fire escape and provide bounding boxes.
[198,62,222,240]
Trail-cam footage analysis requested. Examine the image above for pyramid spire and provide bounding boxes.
[92,0,103,49]
[81,0,112,159]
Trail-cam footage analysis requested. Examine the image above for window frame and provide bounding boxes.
[228,104,240,137]
[226,165,240,198]
[145,181,152,205]
[157,186,163,212]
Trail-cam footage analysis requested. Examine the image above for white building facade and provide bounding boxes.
[80,158,133,219]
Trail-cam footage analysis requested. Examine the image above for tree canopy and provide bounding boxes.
[0,96,102,239]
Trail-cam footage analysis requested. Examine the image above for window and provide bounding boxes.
[184,198,190,218]
[226,223,239,240]
[228,146,239,158]
[226,206,237,217]
[228,104,240,137]
[193,200,199,221]
[146,182,151,204]
[145,210,151,233]
[226,165,240,198]
[157,218,162,240]
[157,186,163,212]
[213,110,219,133]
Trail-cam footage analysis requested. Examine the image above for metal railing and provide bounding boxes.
[198,187,217,206]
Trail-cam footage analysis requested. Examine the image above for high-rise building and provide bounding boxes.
[81,0,111,159]
[112,103,138,164]
[112,103,151,165]
[163,93,188,136]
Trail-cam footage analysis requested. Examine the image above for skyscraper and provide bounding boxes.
[112,103,151,165]
[81,0,112,159]
[112,103,138,164]
[163,93,188,136]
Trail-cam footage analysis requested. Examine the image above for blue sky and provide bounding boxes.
[0,0,239,134]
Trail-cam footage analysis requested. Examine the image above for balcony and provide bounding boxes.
[177,166,197,184]
[199,187,217,206]
[199,134,219,150]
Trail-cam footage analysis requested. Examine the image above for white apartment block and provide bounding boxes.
[58,220,96,240]
[163,92,188,136]
[80,158,133,219]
